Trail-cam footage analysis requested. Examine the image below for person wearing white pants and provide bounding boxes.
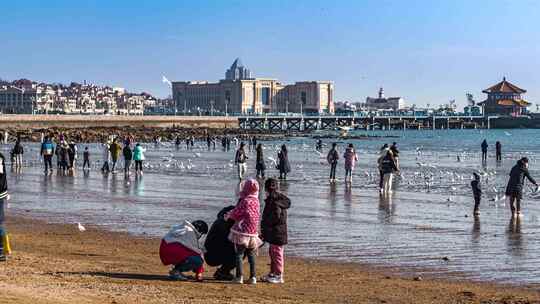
[235,142,248,180]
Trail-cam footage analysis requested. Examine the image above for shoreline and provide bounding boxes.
[1,215,539,304]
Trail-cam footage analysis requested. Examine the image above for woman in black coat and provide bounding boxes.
[255,144,266,179]
[277,145,291,180]
[505,157,538,216]
[204,206,236,280]
[261,178,291,283]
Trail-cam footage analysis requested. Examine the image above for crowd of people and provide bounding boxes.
[0,134,539,285]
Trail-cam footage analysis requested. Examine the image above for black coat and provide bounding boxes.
[261,192,291,246]
[505,163,537,199]
[277,151,290,173]
[256,147,266,171]
[380,154,398,174]
[204,206,236,268]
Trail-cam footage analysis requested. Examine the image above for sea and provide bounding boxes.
[6,128,540,284]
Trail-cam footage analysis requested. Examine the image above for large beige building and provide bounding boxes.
[172,59,334,115]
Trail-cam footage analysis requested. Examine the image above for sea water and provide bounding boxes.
[6,128,540,284]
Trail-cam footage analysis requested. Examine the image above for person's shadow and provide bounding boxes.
[506,216,524,257]
[58,271,235,284]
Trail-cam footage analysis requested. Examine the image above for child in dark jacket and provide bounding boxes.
[261,178,291,284]
[471,173,482,216]
[159,220,208,281]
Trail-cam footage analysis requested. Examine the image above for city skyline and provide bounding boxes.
[2,0,540,108]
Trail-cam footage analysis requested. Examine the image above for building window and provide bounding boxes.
[301,92,307,105]
[261,87,270,106]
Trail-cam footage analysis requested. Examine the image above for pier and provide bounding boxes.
[238,114,487,131]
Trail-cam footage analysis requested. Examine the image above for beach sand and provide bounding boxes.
[1,216,539,304]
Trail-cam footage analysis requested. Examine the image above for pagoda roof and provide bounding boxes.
[478,99,530,107]
[482,77,526,94]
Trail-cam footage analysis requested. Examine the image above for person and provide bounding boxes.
[252,137,257,150]
[159,220,208,281]
[133,143,146,176]
[327,143,339,183]
[67,141,77,171]
[255,144,266,179]
[471,172,482,216]
[390,142,400,170]
[481,139,488,162]
[380,150,398,194]
[343,143,358,184]
[496,141,502,162]
[109,139,122,173]
[261,178,291,284]
[0,151,10,261]
[101,141,111,173]
[226,137,231,151]
[40,136,55,174]
[277,145,291,180]
[57,142,69,175]
[206,134,212,150]
[204,206,237,281]
[316,139,323,152]
[82,147,90,170]
[12,140,23,168]
[377,144,390,193]
[225,179,262,284]
[505,157,538,217]
[123,143,133,176]
[235,142,248,180]
[185,137,190,150]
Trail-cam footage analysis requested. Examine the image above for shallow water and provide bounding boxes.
[6,129,540,284]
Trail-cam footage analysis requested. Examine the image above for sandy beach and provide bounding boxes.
[0,216,538,304]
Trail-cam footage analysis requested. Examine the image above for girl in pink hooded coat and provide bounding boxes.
[225,178,263,284]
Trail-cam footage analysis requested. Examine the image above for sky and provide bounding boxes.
[2,0,540,109]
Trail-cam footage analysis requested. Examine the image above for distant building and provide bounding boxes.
[478,78,531,116]
[365,88,405,110]
[225,58,252,81]
[0,86,36,114]
[172,58,334,114]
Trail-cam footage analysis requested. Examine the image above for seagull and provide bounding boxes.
[77,223,86,232]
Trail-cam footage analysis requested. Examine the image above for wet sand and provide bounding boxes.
[1,216,539,304]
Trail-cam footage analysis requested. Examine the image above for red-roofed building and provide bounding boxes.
[478,78,530,116]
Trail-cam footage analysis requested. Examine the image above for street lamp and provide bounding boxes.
[225,99,229,117]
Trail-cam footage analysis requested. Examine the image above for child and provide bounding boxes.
[225,178,262,284]
[471,173,482,216]
[159,220,208,281]
[261,178,291,284]
[0,151,10,261]
[343,143,358,184]
[83,147,90,170]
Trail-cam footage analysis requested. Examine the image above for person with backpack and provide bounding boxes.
[0,151,10,261]
[235,142,248,180]
[327,143,339,183]
[40,136,55,174]
[123,142,133,176]
[12,140,24,168]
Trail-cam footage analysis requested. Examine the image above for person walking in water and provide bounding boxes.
[225,179,262,284]
[0,151,11,261]
[101,141,111,173]
[505,157,538,217]
[327,143,339,183]
[390,142,400,171]
[316,139,323,152]
[40,136,55,174]
[123,142,133,176]
[495,141,502,162]
[109,139,122,173]
[481,139,488,163]
[377,144,390,193]
[12,140,24,168]
[261,178,291,284]
[235,142,248,180]
[67,141,77,172]
[255,143,266,179]
[380,149,399,195]
[133,143,146,176]
[277,145,291,180]
[471,172,482,216]
[343,143,358,184]
[82,147,90,170]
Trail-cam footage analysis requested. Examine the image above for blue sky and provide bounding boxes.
[2,0,540,108]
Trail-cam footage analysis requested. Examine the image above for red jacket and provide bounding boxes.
[159,240,204,274]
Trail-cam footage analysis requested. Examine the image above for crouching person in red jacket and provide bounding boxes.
[159,220,208,281]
